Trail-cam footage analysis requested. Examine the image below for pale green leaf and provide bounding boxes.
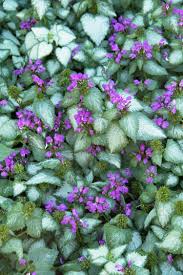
[33,99,55,128]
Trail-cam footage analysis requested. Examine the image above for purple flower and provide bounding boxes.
[19,148,30,157]
[146,165,157,184]
[74,108,94,133]
[86,144,103,156]
[19,258,27,266]
[61,209,85,234]
[67,186,89,203]
[167,254,173,264]
[151,88,177,114]
[44,200,56,213]
[16,109,43,133]
[57,204,67,211]
[64,119,72,130]
[20,18,36,30]
[86,196,110,213]
[135,144,153,164]
[154,117,169,129]
[130,40,153,60]
[124,203,132,217]
[115,263,125,272]
[67,73,93,92]
[32,74,45,87]
[103,80,131,112]
[102,172,128,201]
[134,79,141,86]
[0,99,8,106]
[144,79,151,86]
[98,239,105,245]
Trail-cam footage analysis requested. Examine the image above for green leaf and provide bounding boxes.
[146,30,164,45]
[160,262,182,275]
[143,61,168,76]
[127,231,142,252]
[81,217,101,234]
[0,144,14,161]
[169,50,183,65]
[26,171,61,186]
[144,208,156,229]
[26,209,42,238]
[143,0,154,13]
[54,182,73,199]
[62,90,80,108]
[42,213,58,232]
[1,238,23,259]
[107,123,128,153]
[127,252,147,267]
[151,225,166,240]
[0,49,9,62]
[93,117,108,133]
[32,0,50,19]
[98,152,121,168]
[6,203,25,231]
[136,113,166,140]
[51,24,76,46]
[25,31,53,59]
[28,132,46,161]
[0,116,18,140]
[119,112,139,142]
[88,245,108,266]
[13,182,26,197]
[156,202,173,227]
[56,47,71,67]
[3,0,18,11]
[81,13,109,46]
[33,99,55,128]
[164,139,183,164]
[157,230,183,254]
[104,224,132,249]
[74,133,91,152]
[28,247,58,270]
[83,88,103,112]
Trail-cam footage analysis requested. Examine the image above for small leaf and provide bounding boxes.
[157,230,182,254]
[156,201,173,227]
[74,133,91,152]
[33,99,55,128]
[143,61,168,76]
[127,252,147,267]
[28,133,45,161]
[51,24,76,46]
[119,112,139,142]
[1,238,23,259]
[164,139,183,164]
[81,13,109,46]
[160,262,182,275]
[143,0,154,13]
[169,50,183,65]
[107,123,128,153]
[32,0,50,19]
[26,171,61,186]
[93,117,108,133]
[0,116,18,140]
[83,88,103,113]
[56,47,71,67]
[98,152,121,168]
[0,144,14,161]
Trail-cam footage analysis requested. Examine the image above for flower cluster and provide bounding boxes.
[154,116,169,129]
[151,88,176,114]
[129,40,153,60]
[16,109,44,134]
[102,172,128,201]
[67,73,93,93]
[0,148,30,178]
[20,18,36,30]
[86,144,103,156]
[135,144,153,164]
[74,108,94,134]
[67,186,89,203]
[45,133,65,160]
[61,209,87,233]
[86,196,110,213]
[145,165,157,184]
[107,16,136,63]
[103,80,131,112]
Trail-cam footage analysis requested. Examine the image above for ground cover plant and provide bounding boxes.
[0,0,183,274]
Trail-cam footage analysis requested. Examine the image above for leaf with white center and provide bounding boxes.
[164,139,183,164]
[156,230,182,254]
[26,209,42,238]
[104,224,132,249]
[176,97,183,116]
[160,262,182,275]
[25,31,53,59]
[111,245,127,259]
[144,208,156,228]
[171,216,183,230]
[27,187,40,201]
[98,152,121,168]
[42,213,58,231]
[156,201,173,227]
[88,245,108,266]
[127,232,142,252]
[143,61,168,76]
[33,99,55,128]
[68,106,79,130]
[127,252,147,267]
[13,182,26,197]
[1,238,23,259]
[146,30,164,45]
[0,49,9,62]
[28,247,58,270]
[7,203,25,231]
[0,115,18,140]
[28,133,45,162]
[119,112,139,142]
[74,132,91,152]
[151,225,165,240]
[169,50,183,65]
[97,1,116,17]
[56,47,71,67]
[83,88,103,113]
[137,113,166,140]
[26,171,61,186]
[3,0,18,11]
[143,0,154,13]
[134,267,150,275]
[39,159,60,170]
[51,24,76,46]
[165,173,179,187]
[81,13,109,46]
[107,123,128,153]
[81,217,101,234]
[75,152,92,168]
[31,27,50,41]
[94,118,108,133]
[0,144,14,161]
[47,59,61,77]
[32,0,50,19]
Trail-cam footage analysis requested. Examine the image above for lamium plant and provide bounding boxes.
[0,0,183,274]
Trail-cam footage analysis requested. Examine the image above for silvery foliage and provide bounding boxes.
[0,0,183,274]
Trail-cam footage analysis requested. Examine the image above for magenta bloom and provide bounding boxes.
[135,144,153,164]
[16,109,43,134]
[130,40,153,60]
[0,99,8,106]
[124,203,132,217]
[19,258,27,266]
[61,209,86,234]
[20,18,36,30]
[74,108,94,133]
[154,117,169,129]
[86,144,103,157]
[67,73,93,92]
[86,196,110,213]
[167,254,173,264]
[44,200,56,213]
[67,186,89,203]
[146,165,157,184]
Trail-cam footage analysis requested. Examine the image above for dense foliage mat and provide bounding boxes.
[0,0,183,274]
